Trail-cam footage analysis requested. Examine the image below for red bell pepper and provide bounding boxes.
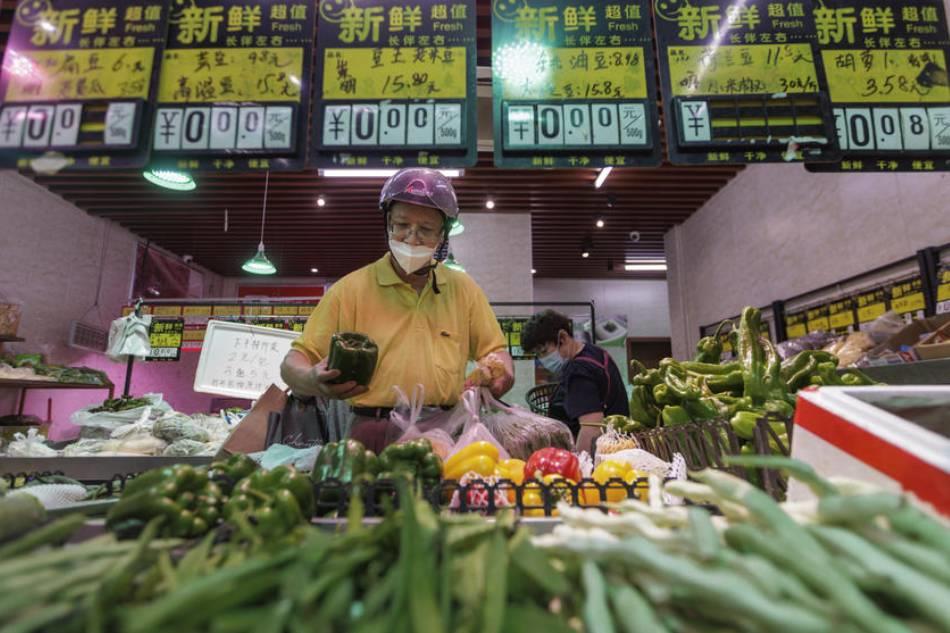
[524,448,580,483]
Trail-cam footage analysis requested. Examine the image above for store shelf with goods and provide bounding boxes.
[0,455,211,484]
[0,377,114,416]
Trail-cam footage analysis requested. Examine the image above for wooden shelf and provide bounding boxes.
[0,335,24,343]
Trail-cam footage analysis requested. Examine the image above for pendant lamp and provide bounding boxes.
[242,171,277,275]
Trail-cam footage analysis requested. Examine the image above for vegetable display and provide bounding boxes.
[326,332,379,386]
[378,438,443,485]
[89,396,152,413]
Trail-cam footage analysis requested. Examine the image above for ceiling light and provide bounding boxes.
[531,268,537,275]
[310,267,319,273]
[594,166,613,189]
[143,168,196,191]
[449,219,465,236]
[320,169,462,178]
[582,251,590,259]
[485,199,495,210]
[316,195,326,207]
[242,172,277,275]
[444,253,465,272]
[624,263,667,272]
[595,218,605,228]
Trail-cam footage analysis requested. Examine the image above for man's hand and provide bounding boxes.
[465,351,514,398]
[281,351,368,401]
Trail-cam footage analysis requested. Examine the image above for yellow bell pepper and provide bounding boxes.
[445,454,497,481]
[496,458,525,485]
[592,460,634,504]
[624,468,648,501]
[521,482,556,517]
[444,442,499,477]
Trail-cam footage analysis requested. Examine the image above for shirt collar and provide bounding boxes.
[373,253,452,288]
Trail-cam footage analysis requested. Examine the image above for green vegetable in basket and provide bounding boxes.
[326,332,379,386]
[661,406,692,427]
[693,320,730,363]
[209,453,259,494]
[224,466,313,538]
[378,439,442,485]
[737,307,769,404]
[628,386,658,428]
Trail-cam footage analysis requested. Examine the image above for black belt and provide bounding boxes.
[352,405,454,419]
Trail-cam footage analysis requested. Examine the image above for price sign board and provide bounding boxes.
[491,0,661,168]
[785,310,807,339]
[152,0,315,171]
[936,264,950,314]
[890,276,926,317]
[828,297,857,331]
[146,318,184,361]
[856,286,888,324]
[653,0,839,165]
[313,0,478,169]
[807,0,950,173]
[499,317,533,359]
[805,304,831,333]
[0,0,171,170]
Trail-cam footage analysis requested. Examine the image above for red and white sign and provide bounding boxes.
[791,387,950,516]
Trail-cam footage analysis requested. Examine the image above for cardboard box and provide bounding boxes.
[914,320,950,360]
[866,314,950,362]
[215,384,286,458]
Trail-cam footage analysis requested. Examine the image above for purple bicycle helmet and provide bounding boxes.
[378,168,460,221]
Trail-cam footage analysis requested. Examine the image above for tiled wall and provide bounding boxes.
[665,165,950,358]
[0,172,225,438]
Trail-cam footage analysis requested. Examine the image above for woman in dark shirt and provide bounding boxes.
[522,310,629,453]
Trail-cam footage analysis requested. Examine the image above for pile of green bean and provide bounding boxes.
[537,456,950,633]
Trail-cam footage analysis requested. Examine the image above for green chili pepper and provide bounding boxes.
[327,332,379,386]
[763,399,795,418]
[628,385,659,428]
[694,320,731,363]
[661,406,692,427]
[684,398,720,421]
[632,368,662,387]
[839,369,877,386]
[737,307,769,404]
[681,360,742,375]
[662,367,702,401]
[730,410,762,440]
[705,370,745,394]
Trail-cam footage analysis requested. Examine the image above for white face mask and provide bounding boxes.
[389,239,436,275]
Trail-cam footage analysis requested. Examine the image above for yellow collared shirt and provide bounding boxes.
[292,254,506,407]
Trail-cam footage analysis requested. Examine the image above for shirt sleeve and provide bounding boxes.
[466,281,506,360]
[291,286,342,364]
[564,374,604,419]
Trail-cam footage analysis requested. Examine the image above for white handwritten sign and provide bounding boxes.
[194,320,297,400]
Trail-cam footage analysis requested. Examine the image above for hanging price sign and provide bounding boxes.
[313,0,478,169]
[890,276,926,315]
[856,286,888,323]
[653,0,839,165]
[807,0,950,172]
[146,318,184,361]
[828,297,857,331]
[0,0,172,170]
[151,0,315,171]
[805,304,831,333]
[785,310,807,339]
[936,264,950,314]
[491,0,661,168]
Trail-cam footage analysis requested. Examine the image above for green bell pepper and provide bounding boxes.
[209,453,259,494]
[327,332,379,386]
[378,438,442,485]
[730,410,763,441]
[661,406,692,427]
[684,398,720,421]
[224,466,313,538]
[693,320,731,363]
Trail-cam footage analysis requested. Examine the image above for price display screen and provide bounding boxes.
[491,0,661,168]
[151,0,315,171]
[653,0,839,165]
[807,0,950,173]
[0,0,171,170]
[313,0,478,168]
[146,318,184,361]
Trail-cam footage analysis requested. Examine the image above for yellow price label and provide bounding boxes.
[807,317,830,333]
[159,47,303,103]
[298,305,316,316]
[323,47,466,99]
[891,292,925,314]
[822,50,950,104]
[183,306,212,317]
[857,302,887,323]
[152,306,182,317]
[150,333,182,347]
[4,48,155,102]
[274,306,298,316]
[786,323,807,339]
[244,306,273,316]
[500,47,648,100]
[668,44,818,97]
[938,284,950,302]
[213,305,242,316]
[829,311,855,329]
[183,328,206,341]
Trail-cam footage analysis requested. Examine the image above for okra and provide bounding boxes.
[607,583,668,633]
[581,560,616,633]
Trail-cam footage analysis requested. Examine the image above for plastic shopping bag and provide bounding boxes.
[70,393,171,438]
[107,313,153,361]
[446,388,509,462]
[479,389,573,460]
[388,385,456,458]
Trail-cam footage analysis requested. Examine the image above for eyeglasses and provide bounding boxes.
[389,221,442,244]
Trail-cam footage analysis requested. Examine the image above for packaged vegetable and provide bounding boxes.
[479,389,573,459]
[388,384,456,458]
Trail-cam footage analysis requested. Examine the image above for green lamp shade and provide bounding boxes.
[143,168,196,191]
[449,220,465,236]
[242,243,277,275]
[444,253,465,272]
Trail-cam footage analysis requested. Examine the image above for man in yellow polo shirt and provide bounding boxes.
[280,168,514,452]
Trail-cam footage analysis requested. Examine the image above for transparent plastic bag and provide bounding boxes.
[107,314,152,361]
[71,393,171,435]
[446,389,509,462]
[479,389,573,460]
[5,428,58,457]
[388,385,455,459]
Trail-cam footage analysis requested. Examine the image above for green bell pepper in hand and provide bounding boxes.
[327,332,379,386]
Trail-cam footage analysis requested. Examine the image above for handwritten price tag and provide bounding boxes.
[668,44,818,97]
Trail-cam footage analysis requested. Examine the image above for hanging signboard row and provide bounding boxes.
[1,0,948,171]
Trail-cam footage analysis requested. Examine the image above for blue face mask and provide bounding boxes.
[539,339,567,375]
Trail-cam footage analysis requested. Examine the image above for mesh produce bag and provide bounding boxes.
[479,389,573,460]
